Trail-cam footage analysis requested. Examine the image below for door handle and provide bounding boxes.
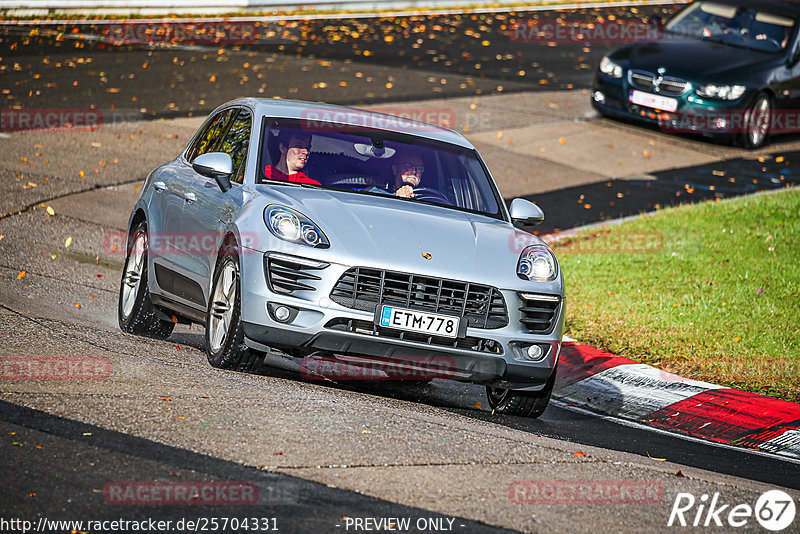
[183,192,197,203]
[153,181,167,191]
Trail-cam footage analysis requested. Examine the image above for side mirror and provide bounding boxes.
[509,198,545,227]
[788,46,800,67]
[192,152,233,192]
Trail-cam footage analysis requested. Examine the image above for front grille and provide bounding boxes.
[330,267,509,329]
[629,70,689,96]
[518,293,560,334]
[265,254,328,295]
[324,318,503,353]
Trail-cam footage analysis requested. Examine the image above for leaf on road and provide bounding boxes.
[65,237,72,248]
[46,206,55,216]
[16,270,27,279]
[474,401,482,409]
[647,452,666,461]
[573,451,586,457]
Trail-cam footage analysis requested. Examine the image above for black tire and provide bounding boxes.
[740,93,772,149]
[118,222,175,339]
[205,244,261,372]
[485,367,556,419]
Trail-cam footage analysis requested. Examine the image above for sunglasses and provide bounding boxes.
[400,163,425,173]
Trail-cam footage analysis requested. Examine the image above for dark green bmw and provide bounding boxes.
[592,0,800,148]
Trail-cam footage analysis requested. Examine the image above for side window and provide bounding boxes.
[218,108,252,184]
[186,108,235,163]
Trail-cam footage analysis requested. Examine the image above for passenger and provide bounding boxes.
[391,150,425,198]
[264,131,320,185]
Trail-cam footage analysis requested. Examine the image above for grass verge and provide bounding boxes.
[552,187,800,402]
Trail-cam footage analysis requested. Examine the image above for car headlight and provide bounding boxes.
[265,205,329,248]
[517,245,558,282]
[599,56,623,79]
[696,84,746,100]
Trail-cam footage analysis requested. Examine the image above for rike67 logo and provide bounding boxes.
[668,490,796,531]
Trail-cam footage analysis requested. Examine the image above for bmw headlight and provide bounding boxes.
[599,56,623,79]
[265,205,329,248]
[696,84,746,101]
[517,245,558,282]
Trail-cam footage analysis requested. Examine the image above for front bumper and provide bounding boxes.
[238,248,565,390]
[591,72,749,137]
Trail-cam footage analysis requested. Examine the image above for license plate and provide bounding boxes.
[628,89,678,112]
[378,305,460,338]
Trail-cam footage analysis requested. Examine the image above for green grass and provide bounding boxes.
[553,187,800,402]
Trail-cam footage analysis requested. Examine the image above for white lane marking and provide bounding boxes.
[555,363,724,419]
[550,399,800,466]
[0,0,687,25]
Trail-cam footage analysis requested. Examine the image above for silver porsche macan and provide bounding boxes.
[118,98,565,418]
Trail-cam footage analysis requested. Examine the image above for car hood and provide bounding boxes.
[614,39,778,82]
[248,186,555,290]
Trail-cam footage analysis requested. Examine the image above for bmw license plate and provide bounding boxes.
[628,89,678,112]
[378,305,459,338]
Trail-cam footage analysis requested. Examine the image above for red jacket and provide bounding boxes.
[264,165,320,185]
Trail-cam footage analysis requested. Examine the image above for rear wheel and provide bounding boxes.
[740,93,771,149]
[485,367,556,419]
[118,222,174,339]
[205,245,261,372]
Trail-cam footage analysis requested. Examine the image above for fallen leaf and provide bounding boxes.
[733,336,741,342]
[161,397,172,401]
[675,470,684,477]
[74,303,82,308]
[558,137,566,144]
[171,315,178,323]
[65,237,72,248]
[46,206,55,216]
[573,451,586,457]
[274,451,283,455]
[17,270,27,279]
[474,401,482,409]
[646,452,666,461]
[362,429,372,434]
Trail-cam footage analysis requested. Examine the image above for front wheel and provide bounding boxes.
[740,93,771,149]
[485,367,556,419]
[118,222,174,339]
[205,247,261,372]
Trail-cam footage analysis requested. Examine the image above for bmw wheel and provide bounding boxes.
[741,93,771,149]
[485,367,556,419]
[205,244,261,372]
[118,222,175,339]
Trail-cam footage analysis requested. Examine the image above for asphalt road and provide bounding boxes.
[2,3,800,533]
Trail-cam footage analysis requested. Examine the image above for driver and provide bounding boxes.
[264,130,320,185]
[391,150,425,198]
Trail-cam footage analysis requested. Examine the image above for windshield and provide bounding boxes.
[666,1,796,52]
[258,117,503,218]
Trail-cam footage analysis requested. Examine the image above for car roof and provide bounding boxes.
[697,0,800,16]
[218,97,475,150]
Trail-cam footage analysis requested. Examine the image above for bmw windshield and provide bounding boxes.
[258,117,504,219]
[665,1,797,52]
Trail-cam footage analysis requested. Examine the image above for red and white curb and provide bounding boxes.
[553,340,800,460]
